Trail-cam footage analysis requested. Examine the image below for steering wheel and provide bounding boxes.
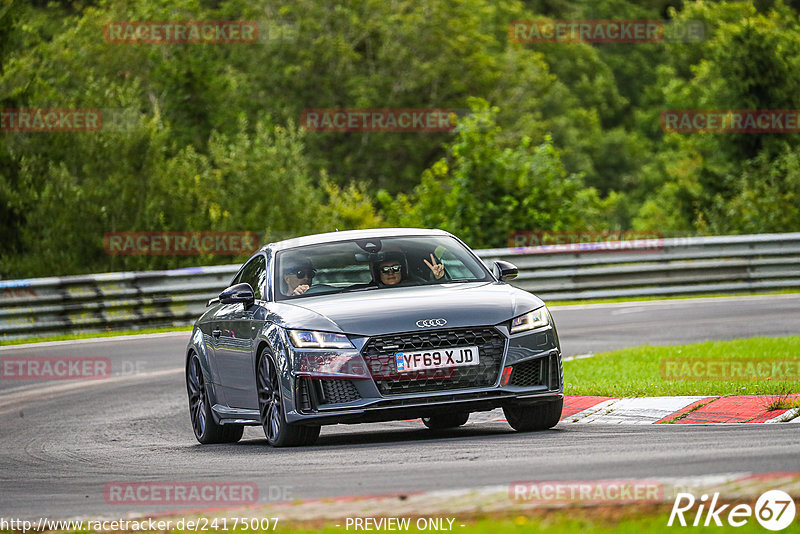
[302,284,335,295]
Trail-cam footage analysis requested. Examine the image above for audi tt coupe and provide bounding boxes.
[185,228,563,446]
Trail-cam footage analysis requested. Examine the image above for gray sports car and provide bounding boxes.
[186,228,563,446]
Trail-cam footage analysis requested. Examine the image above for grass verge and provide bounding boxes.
[0,325,192,347]
[547,288,800,307]
[765,395,800,411]
[563,336,800,396]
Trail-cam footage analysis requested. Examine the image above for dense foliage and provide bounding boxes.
[1,0,799,277]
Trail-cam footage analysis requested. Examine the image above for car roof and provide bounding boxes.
[263,228,453,252]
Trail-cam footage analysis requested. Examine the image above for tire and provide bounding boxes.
[503,398,563,432]
[187,355,244,444]
[422,412,470,429]
[257,347,320,447]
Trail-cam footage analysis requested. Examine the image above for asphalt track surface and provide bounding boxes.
[0,295,798,520]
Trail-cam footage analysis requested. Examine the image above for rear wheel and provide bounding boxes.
[503,398,563,431]
[257,348,320,447]
[422,411,470,429]
[187,355,244,444]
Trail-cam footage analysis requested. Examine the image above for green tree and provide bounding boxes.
[634,1,800,233]
[380,100,614,249]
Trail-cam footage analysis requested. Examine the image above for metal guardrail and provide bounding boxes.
[0,265,239,341]
[479,233,800,300]
[2,233,799,340]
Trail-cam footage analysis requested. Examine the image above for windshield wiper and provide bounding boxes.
[345,285,380,292]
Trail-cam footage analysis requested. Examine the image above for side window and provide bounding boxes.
[435,245,475,280]
[255,257,267,299]
[238,255,266,300]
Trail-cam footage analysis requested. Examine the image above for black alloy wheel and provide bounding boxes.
[257,348,320,447]
[187,355,243,444]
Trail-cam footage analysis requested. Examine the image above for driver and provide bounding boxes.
[282,259,316,296]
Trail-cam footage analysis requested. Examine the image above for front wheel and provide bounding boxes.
[503,398,563,432]
[257,348,320,447]
[186,355,243,444]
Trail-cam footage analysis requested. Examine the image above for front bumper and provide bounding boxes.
[285,324,562,425]
[287,388,563,425]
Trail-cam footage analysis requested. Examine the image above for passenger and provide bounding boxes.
[282,259,316,296]
[373,252,445,286]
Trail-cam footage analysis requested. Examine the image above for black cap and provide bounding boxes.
[283,258,314,274]
[375,250,405,263]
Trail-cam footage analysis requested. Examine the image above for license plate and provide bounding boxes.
[394,345,480,373]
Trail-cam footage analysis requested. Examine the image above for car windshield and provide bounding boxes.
[274,235,492,300]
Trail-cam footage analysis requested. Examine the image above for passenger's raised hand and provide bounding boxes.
[423,254,445,279]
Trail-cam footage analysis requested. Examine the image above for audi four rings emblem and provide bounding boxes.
[416,318,447,328]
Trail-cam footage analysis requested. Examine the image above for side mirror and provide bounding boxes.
[493,260,518,282]
[219,282,255,306]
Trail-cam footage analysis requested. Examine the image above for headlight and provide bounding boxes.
[510,307,550,334]
[288,330,353,349]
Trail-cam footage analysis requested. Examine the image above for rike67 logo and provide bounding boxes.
[669,490,796,530]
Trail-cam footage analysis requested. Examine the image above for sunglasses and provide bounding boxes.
[380,265,402,274]
[288,269,315,279]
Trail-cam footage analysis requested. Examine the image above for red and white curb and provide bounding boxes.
[565,396,710,424]
[410,395,800,426]
[562,395,800,424]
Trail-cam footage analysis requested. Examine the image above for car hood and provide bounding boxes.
[276,282,544,336]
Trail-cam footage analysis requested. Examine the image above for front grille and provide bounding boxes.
[320,379,361,404]
[362,327,505,395]
[510,358,545,387]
